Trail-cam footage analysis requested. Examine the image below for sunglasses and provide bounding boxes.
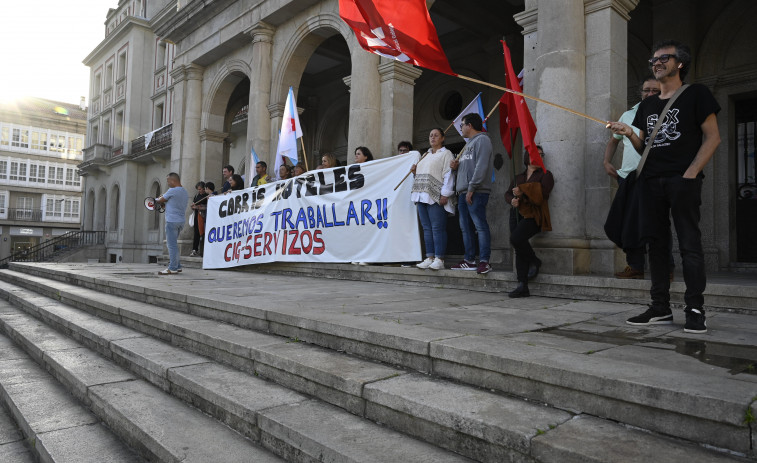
[648,54,677,66]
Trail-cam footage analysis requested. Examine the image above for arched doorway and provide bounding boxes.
[298,34,351,167]
[203,66,251,187]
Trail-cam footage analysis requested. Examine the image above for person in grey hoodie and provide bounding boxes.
[449,112,494,274]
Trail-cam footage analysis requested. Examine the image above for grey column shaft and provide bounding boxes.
[347,50,381,163]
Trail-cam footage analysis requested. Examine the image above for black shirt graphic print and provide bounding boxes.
[632,83,720,178]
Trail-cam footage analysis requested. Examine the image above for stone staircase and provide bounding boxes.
[0,262,752,462]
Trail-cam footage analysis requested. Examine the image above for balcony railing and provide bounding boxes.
[7,208,43,222]
[83,143,113,162]
[130,124,172,159]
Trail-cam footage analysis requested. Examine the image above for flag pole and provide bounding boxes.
[484,100,501,122]
[456,74,608,127]
[299,137,310,171]
[393,152,428,191]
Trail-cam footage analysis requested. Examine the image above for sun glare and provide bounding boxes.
[0,1,106,105]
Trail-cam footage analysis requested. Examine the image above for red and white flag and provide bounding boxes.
[274,87,302,179]
[339,0,456,76]
[499,41,544,171]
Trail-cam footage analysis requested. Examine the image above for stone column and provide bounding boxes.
[346,48,381,164]
[199,129,228,183]
[169,63,203,249]
[181,64,204,184]
[584,0,639,273]
[529,0,589,274]
[378,60,422,158]
[246,22,275,186]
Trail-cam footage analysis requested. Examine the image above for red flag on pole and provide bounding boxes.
[339,0,456,76]
[499,40,545,171]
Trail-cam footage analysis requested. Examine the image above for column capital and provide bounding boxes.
[267,103,284,118]
[377,61,423,85]
[246,21,275,44]
[267,103,304,118]
[169,63,205,83]
[514,7,538,35]
[584,0,639,20]
[198,129,227,143]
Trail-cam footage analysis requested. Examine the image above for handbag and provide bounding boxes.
[604,84,690,249]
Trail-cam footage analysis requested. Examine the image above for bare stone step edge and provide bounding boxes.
[432,358,751,455]
[1,268,752,456]
[1,268,439,373]
[0,331,143,463]
[0,301,463,463]
[531,415,748,463]
[0,275,413,414]
[0,275,576,462]
[364,373,574,463]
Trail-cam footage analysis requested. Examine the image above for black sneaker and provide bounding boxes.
[684,307,707,333]
[626,307,673,325]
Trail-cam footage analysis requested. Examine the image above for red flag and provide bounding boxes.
[499,41,545,171]
[339,0,456,76]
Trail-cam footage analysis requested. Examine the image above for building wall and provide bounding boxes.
[0,99,86,260]
[80,0,757,272]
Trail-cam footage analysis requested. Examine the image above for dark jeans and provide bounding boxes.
[644,175,705,311]
[509,209,540,283]
[457,192,491,262]
[192,212,202,252]
[619,176,673,271]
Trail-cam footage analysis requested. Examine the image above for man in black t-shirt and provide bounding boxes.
[608,40,721,334]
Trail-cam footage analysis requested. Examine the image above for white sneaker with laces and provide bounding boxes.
[416,257,434,269]
[429,258,445,270]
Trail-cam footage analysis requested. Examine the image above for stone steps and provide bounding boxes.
[0,283,472,462]
[0,264,749,461]
[0,329,143,462]
[217,259,757,313]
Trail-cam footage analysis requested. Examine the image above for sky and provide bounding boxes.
[0,1,111,105]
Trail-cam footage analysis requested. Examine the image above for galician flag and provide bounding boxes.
[453,93,487,142]
[274,87,302,179]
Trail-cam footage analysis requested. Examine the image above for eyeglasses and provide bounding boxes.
[459,122,468,130]
[641,87,661,95]
[648,54,677,66]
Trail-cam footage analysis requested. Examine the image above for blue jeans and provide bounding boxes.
[417,202,448,258]
[165,221,184,271]
[644,175,705,310]
[457,192,490,262]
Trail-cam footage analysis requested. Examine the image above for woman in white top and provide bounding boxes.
[411,128,455,270]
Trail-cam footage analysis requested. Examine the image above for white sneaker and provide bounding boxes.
[429,258,445,270]
[416,257,434,269]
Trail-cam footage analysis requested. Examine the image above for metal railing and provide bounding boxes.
[7,208,43,222]
[130,124,172,158]
[0,230,105,268]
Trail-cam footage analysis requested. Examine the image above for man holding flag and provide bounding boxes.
[450,112,494,274]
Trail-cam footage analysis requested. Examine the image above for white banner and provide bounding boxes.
[202,154,422,268]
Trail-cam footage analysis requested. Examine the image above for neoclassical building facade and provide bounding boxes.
[79,0,757,273]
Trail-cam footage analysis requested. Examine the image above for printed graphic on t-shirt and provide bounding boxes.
[645,109,682,146]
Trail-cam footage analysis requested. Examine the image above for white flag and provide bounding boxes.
[452,93,486,142]
[274,87,302,179]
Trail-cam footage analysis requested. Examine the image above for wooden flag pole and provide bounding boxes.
[393,152,428,191]
[299,137,310,171]
[456,74,608,127]
[484,99,501,121]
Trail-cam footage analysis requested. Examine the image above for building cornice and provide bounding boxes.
[513,8,538,35]
[83,16,152,66]
[377,61,423,85]
[584,0,639,21]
